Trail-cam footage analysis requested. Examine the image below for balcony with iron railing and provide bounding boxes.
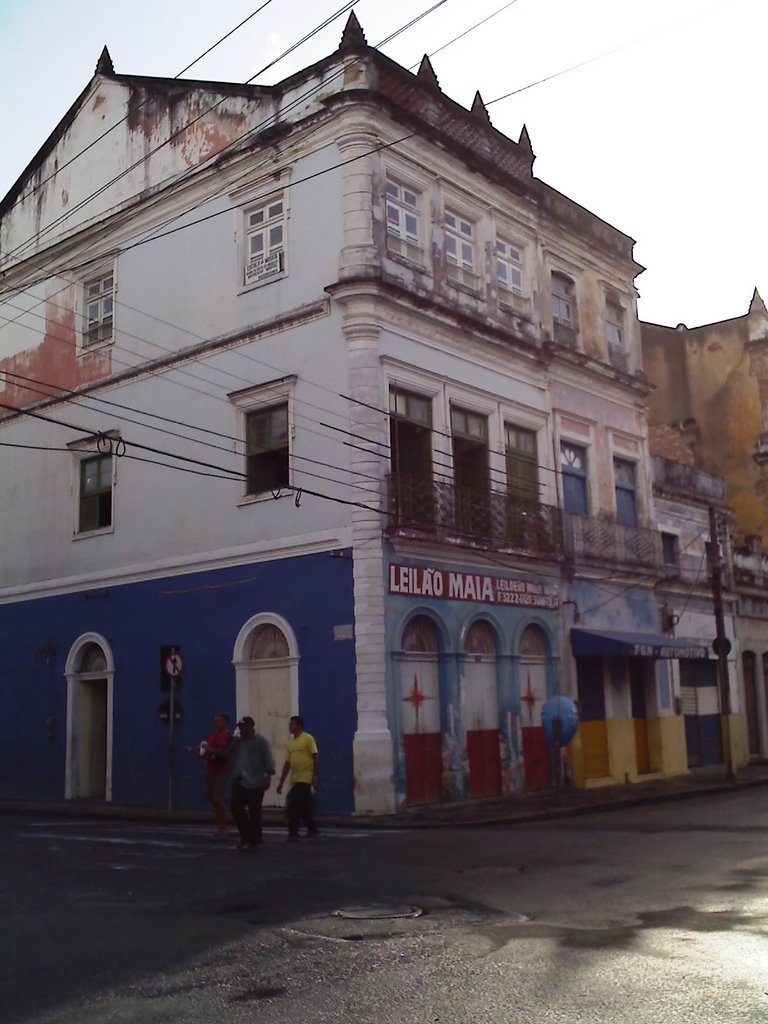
[386,475,671,573]
[552,319,577,348]
[652,456,726,503]
[385,474,562,558]
[562,513,662,571]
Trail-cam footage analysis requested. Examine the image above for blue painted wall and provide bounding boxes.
[0,550,356,814]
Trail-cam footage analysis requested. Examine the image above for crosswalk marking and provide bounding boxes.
[16,822,377,847]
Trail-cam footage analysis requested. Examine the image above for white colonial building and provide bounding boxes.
[0,15,739,816]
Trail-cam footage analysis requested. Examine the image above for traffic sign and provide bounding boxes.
[712,636,732,656]
[165,651,183,677]
[160,645,183,691]
[159,698,183,724]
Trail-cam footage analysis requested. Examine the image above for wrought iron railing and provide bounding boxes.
[563,513,661,570]
[386,474,562,557]
[652,456,726,501]
[553,319,577,347]
[387,475,670,572]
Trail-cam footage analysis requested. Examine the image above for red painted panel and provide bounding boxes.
[404,732,442,805]
[522,726,550,791]
[0,289,112,411]
[466,729,501,797]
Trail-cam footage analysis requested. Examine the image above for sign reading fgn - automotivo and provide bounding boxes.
[388,563,559,609]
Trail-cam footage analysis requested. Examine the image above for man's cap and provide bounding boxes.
[237,716,255,728]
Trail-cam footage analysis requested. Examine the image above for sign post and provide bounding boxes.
[541,696,579,806]
[161,646,184,814]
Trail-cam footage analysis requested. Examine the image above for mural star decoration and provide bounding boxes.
[521,675,536,724]
[403,676,431,723]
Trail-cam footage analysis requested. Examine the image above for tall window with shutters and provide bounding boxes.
[245,403,289,495]
[244,196,285,287]
[560,442,588,516]
[389,387,434,528]
[613,457,638,526]
[78,453,114,533]
[444,209,478,289]
[551,271,578,346]
[385,178,422,262]
[83,272,114,349]
[505,424,538,544]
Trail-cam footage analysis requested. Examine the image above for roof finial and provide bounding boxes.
[417,55,441,91]
[339,11,368,51]
[749,287,767,316]
[95,46,114,77]
[471,91,492,126]
[518,123,533,155]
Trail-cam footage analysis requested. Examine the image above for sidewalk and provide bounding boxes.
[3,763,768,829]
[391,761,768,828]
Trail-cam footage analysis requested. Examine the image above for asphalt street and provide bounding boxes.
[2,790,768,1023]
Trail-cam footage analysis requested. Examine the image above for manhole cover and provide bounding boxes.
[331,904,423,920]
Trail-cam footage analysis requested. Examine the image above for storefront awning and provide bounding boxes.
[571,628,709,659]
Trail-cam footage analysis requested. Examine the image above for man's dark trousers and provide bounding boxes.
[231,779,266,845]
[286,782,318,837]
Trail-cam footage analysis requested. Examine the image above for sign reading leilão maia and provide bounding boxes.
[388,563,559,609]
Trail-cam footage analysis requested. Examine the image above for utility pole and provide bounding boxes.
[708,505,735,780]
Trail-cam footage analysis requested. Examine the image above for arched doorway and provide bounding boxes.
[65,634,114,801]
[233,615,298,808]
[462,620,501,797]
[519,624,550,791]
[400,615,441,805]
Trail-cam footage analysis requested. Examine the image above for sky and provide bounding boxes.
[0,0,764,328]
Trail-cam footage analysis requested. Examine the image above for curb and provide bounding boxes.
[3,772,768,830]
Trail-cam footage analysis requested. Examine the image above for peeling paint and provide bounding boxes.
[0,287,111,410]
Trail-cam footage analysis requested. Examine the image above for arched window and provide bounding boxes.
[519,624,547,658]
[465,621,496,656]
[77,642,108,674]
[248,623,289,661]
[402,616,439,654]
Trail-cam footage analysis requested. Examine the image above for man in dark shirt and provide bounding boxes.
[228,716,276,850]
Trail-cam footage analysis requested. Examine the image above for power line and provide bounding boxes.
[0,0,361,271]
[378,0,449,47]
[2,0,724,282]
[0,0,490,289]
[0,368,383,490]
[0,0,279,220]
[486,0,737,107]
[409,0,522,68]
[0,295,357,434]
[0,400,384,513]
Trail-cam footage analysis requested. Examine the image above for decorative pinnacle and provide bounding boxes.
[417,55,441,91]
[749,287,767,316]
[339,11,368,51]
[518,123,533,154]
[471,91,492,126]
[95,45,114,77]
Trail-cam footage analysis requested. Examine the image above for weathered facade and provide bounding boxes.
[642,291,768,542]
[642,294,768,767]
[0,16,740,815]
[651,455,741,772]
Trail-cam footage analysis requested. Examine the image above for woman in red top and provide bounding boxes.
[191,712,232,839]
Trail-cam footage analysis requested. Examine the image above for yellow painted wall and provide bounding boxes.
[607,718,635,782]
[642,315,768,541]
[569,714,689,789]
[655,714,688,777]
